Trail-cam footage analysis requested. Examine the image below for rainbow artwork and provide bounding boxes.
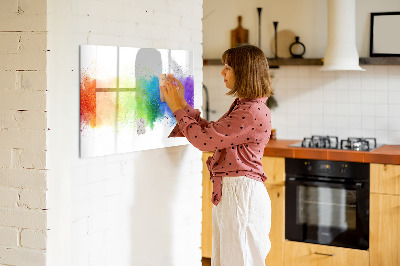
[80,45,194,157]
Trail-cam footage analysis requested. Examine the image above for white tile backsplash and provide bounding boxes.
[285,66,298,77]
[362,90,375,103]
[388,66,400,76]
[348,90,362,104]
[361,104,375,117]
[336,115,348,129]
[374,77,388,91]
[323,103,336,116]
[336,103,349,116]
[348,103,362,116]
[362,116,375,130]
[204,65,400,144]
[389,131,400,143]
[375,130,389,144]
[374,65,388,77]
[389,117,400,131]
[374,90,388,104]
[298,67,312,78]
[298,77,311,89]
[375,117,389,129]
[388,91,400,104]
[389,104,400,117]
[375,104,389,117]
[286,77,299,89]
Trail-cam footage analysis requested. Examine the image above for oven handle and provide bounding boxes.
[286,177,364,189]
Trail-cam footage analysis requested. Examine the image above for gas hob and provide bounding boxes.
[289,135,382,151]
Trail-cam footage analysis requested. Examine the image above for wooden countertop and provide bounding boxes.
[263,139,400,165]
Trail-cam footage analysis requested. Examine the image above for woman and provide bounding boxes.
[161,44,273,266]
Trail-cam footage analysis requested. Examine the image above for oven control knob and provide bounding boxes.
[304,162,312,171]
[340,164,347,174]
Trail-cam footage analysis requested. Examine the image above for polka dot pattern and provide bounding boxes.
[169,97,272,206]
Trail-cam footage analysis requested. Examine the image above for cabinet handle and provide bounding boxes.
[314,252,335,257]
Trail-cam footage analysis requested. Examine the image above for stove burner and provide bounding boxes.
[301,135,339,149]
[295,136,378,151]
[340,137,377,151]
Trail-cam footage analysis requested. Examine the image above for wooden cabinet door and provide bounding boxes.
[264,184,284,266]
[284,241,369,266]
[370,193,400,266]
[370,163,400,195]
[201,152,213,258]
[262,156,285,186]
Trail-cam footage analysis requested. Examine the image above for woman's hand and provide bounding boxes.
[174,77,187,108]
[160,76,185,113]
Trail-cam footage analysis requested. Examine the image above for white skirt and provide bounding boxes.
[212,176,271,266]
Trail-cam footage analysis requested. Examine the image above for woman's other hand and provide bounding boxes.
[161,76,185,113]
[172,76,187,108]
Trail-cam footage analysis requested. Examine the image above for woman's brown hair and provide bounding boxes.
[221,44,273,99]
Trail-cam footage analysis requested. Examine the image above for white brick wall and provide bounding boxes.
[0,0,48,265]
[46,0,203,266]
[21,229,47,250]
[4,0,203,265]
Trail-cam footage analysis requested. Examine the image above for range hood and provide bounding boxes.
[320,0,365,71]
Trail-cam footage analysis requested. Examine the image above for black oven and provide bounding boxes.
[285,158,369,250]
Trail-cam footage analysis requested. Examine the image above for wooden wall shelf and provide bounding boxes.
[203,58,323,67]
[203,57,400,67]
[359,57,400,65]
[268,58,323,67]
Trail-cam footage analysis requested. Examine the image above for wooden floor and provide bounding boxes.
[202,257,211,266]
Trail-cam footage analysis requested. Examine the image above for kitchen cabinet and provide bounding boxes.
[202,156,400,265]
[201,152,213,258]
[370,163,400,195]
[370,193,400,266]
[261,156,285,186]
[201,154,286,266]
[264,184,284,266]
[370,163,400,266]
[261,156,285,266]
[284,241,369,266]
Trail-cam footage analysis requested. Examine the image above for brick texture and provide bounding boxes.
[0,187,19,208]
[0,227,19,247]
[21,229,46,249]
[0,0,47,264]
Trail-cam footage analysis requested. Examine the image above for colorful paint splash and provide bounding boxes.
[80,45,195,157]
[80,74,97,128]
[80,73,195,131]
[182,76,195,108]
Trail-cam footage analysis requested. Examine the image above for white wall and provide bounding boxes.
[46,0,203,266]
[203,0,400,58]
[203,0,400,145]
[0,0,48,265]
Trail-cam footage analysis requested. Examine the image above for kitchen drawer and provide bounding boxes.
[284,241,369,266]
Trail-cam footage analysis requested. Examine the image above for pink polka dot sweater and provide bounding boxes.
[169,97,272,206]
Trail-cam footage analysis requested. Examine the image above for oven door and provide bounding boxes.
[285,177,369,250]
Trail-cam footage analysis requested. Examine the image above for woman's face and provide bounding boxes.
[220,64,235,89]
